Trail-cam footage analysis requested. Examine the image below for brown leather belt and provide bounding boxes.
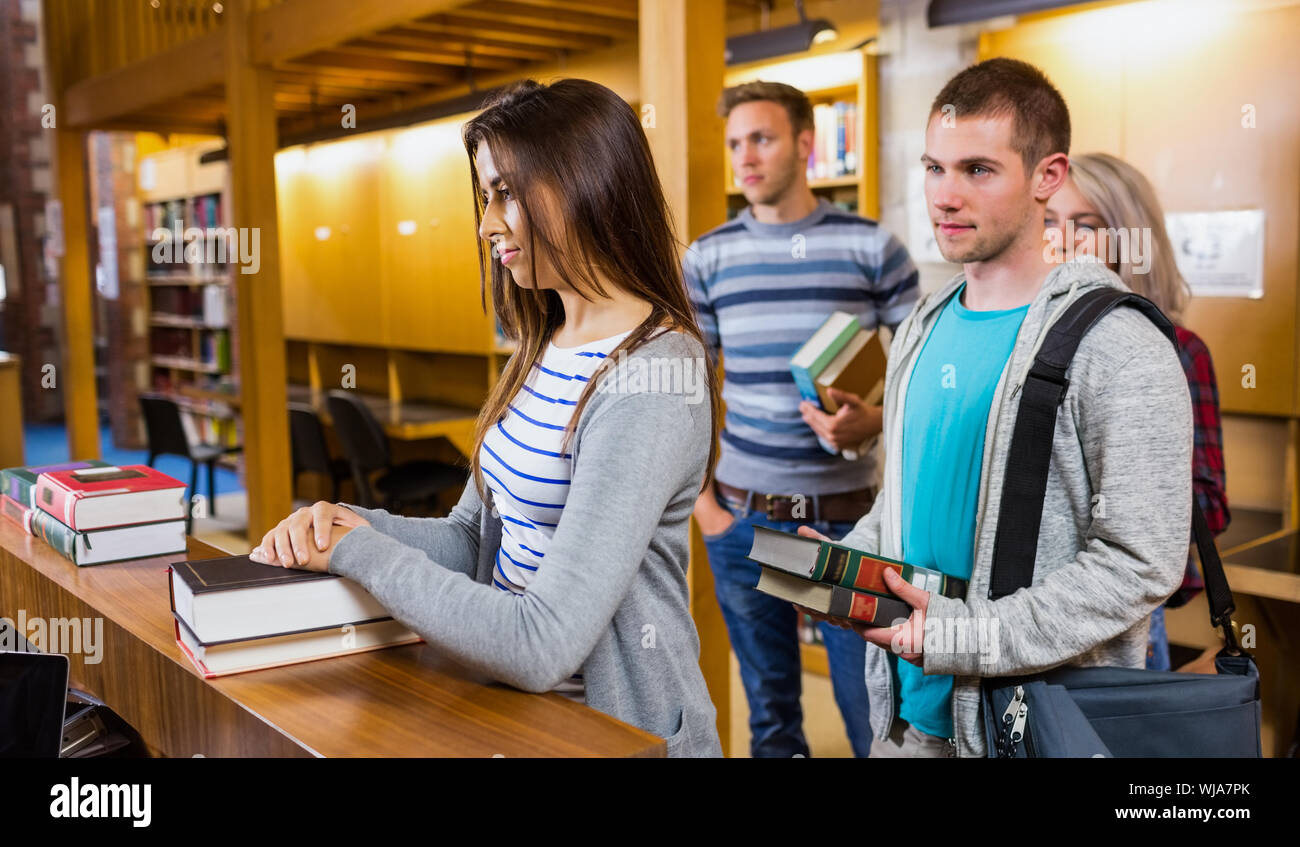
[715,481,873,523]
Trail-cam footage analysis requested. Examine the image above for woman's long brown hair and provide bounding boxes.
[462,78,720,498]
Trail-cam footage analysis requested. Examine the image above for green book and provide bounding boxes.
[748,526,967,601]
[1,460,111,510]
[813,541,967,600]
[29,506,186,567]
[789,311,861,407]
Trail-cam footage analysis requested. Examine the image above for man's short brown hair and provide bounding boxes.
[718,80,815,137]
[930,58,1070,174]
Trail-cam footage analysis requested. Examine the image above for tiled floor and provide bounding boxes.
[727,651,856,758]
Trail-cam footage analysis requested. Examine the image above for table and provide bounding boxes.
[176,383,480,454]
[0,521,665,757]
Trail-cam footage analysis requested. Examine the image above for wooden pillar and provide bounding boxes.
[53,128,101,461]
[225,0,292,540]
[639,0,731,755]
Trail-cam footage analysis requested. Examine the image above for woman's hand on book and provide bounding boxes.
[250,501,370,571]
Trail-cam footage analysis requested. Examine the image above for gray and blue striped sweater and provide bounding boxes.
[684,199,921,495]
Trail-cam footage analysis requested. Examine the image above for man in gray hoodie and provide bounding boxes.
[802,58,1192,757]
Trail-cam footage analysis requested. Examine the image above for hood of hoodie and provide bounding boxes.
[864,254,1142,756]
[893,255,1130,399]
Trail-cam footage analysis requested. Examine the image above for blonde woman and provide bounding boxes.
[1045,152,1229,671]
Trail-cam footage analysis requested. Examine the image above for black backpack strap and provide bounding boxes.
[988,288,1241,651]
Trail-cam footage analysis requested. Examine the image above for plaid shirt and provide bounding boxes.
[1170,326,1230,605]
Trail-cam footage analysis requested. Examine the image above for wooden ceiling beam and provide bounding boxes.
[369,27,557,63]
[485,0,639,21]
[404,16,609,51]
[250,0,468,65]
[63,30,225,128]
[284,51,465,85]
[335,39,523,72]
[425,3,636,40]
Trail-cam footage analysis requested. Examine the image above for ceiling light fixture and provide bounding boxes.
[725,0,839,66]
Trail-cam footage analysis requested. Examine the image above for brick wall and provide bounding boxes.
[0,0,61,422]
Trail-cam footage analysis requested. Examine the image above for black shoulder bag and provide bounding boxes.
[979,288,1261,757]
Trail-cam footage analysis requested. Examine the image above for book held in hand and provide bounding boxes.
[814,327,887,414]
[789,311,889,455]
[755,567,911,628]
[748,525,967,599]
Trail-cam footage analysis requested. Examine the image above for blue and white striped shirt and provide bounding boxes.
[479,329,632,701]
[684,199,920,496]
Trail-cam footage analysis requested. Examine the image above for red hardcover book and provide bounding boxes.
[1,493,32,534]
[33,465,188,531]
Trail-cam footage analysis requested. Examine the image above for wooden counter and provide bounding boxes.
[0,521,665,757]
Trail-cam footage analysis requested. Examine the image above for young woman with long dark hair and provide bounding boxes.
[250,78,723,757]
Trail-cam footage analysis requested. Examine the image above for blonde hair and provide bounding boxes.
[1067,152,1191,323]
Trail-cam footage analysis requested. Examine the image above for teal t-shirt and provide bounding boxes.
[896,283,1028,738]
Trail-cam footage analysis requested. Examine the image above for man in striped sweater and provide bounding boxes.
[685,81,920,757]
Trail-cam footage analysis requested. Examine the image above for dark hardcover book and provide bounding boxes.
[813,541,967,599]
[755,567,912,627]
[748,526,967,600]
[171,553,339,596]
[170,554,395,644]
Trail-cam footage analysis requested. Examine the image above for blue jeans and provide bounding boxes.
[1146,604,1171,670]
[703,491,873,758]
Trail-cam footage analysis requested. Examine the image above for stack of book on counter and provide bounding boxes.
[747,526,967,627]
[789,311,889,456]
[170,554,420,677]
[0,461,188,565]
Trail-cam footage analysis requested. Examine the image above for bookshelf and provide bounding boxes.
[138,141,241,467]
[723,49,879,224]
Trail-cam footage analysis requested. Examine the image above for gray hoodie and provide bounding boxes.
[837,257,1193,757]
[328,330,723,757]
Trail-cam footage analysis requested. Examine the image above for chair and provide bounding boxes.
[138,393,243,535]
[289,403,351,503]
[325,390,465,512]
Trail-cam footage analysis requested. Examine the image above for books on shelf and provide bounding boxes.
[808,100,857,181]
[143,192,224,233]
[169,554,418,677]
